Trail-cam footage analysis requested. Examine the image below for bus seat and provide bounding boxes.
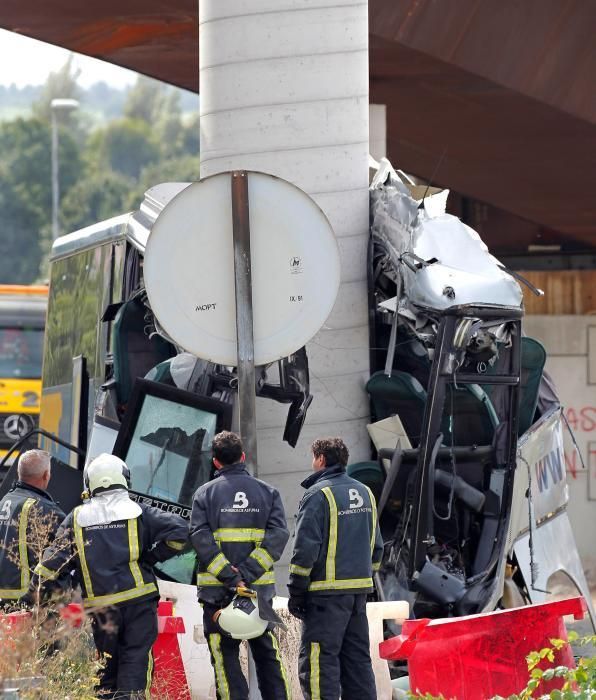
[442,384,499,447]
[366,370,427,446]
[346,461,385,504]
[112,297,176,406]
[518,337,546,436]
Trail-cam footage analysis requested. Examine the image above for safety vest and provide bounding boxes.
[190,463,289,604]
[36,502,188,609]
[0,482,64,601]
[289,465,383,595]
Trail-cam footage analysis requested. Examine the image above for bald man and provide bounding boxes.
[0,450,65,608]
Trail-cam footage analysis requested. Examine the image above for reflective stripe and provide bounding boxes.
[321,488,337,583]
[128,518,145,589]
[34,563,60,581]
[165,540,185,551]
[289,563,312,577]
[269,631,291,700]
[209,633,230,700]
[145,648,154,698]
[310,642,321,700]
[197,570,275,587]
[372,562,381,572]
[213,528,265,543]
[73,507,94,598]
[19,498,35,591]
[197,572,222,586]
[253,570,275,585]
[83,582,157,608]
[0,588,27,599]
[249,547,274,571]
[207,552,229,577]
[364,485,377,553]
[309,577,373,592]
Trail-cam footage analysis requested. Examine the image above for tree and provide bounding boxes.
[32,56,81,126]
[0,117,81,283]
[125,154,199,210]
[60,171,132,233]
[88,118,159,180]
[123,76,164,124]
[0,167,42,283]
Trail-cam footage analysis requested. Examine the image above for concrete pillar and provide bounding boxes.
[199,0,371,573]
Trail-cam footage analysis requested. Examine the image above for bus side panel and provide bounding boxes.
[40,245,113,463]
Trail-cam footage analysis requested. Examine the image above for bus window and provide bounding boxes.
[0,327,44,379]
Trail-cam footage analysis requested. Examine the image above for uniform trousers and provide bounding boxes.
[298,593,376,700]
[203,602,290,700]
[91,598,158,700]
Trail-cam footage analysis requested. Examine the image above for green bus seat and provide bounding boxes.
[366,370,427,446]
[112,297,176,405]
[518,337,547,436]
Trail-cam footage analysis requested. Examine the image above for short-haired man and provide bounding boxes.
[190,431,291,700]
[288,437,383,700]
[0,450,65,607]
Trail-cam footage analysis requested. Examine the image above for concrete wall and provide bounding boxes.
[524,315,596,578]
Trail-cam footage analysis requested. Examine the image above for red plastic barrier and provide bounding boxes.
[60,602,85,627]
[379,596,587,700]
[151,600,190,700]
[3,600,190,698]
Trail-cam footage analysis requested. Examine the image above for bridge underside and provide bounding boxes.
[2,0,594,254]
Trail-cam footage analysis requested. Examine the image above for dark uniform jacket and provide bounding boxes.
[190,463,289,604]
[289,464,383,596]
[0,481,65,602]
[35,502,188,609]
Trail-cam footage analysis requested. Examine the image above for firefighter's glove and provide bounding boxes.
[288,594,307,620]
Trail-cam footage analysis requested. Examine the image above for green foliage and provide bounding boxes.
[60,170,133,232]
[0,117,81,283]
[89,117,160,179]
[0,66,200,283]
[123,75,165,124]
[32,55,82,126]
[125,154,200,210]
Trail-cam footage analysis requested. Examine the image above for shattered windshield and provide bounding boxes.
[123,394,217,506]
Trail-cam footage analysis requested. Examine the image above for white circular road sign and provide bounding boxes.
[144,171,340,366]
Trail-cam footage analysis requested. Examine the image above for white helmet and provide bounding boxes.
[213,589,268,640]
[84,453,131,496]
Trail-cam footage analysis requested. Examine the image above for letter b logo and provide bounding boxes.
[233,491,249,509]
[349,488,364,509]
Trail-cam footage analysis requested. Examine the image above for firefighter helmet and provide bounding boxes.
[84,453,131,495]
[213,588,268,640]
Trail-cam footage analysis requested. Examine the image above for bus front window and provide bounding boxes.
[0,327,44,379]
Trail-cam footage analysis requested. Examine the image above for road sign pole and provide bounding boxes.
[231,171,258,474]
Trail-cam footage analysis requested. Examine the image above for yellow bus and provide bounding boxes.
[0,285,47,459]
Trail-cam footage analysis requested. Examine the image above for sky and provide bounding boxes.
[0,29,138,88]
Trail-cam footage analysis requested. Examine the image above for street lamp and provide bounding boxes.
[51,98,79,241]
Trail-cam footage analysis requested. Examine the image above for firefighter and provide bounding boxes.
[35,453,188,700]
[288,437,383,700]
[0,449,65,609]
[190,431,291,700]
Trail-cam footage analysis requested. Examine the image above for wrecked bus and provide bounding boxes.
[1,164,592,675]
[360,160,593,626]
